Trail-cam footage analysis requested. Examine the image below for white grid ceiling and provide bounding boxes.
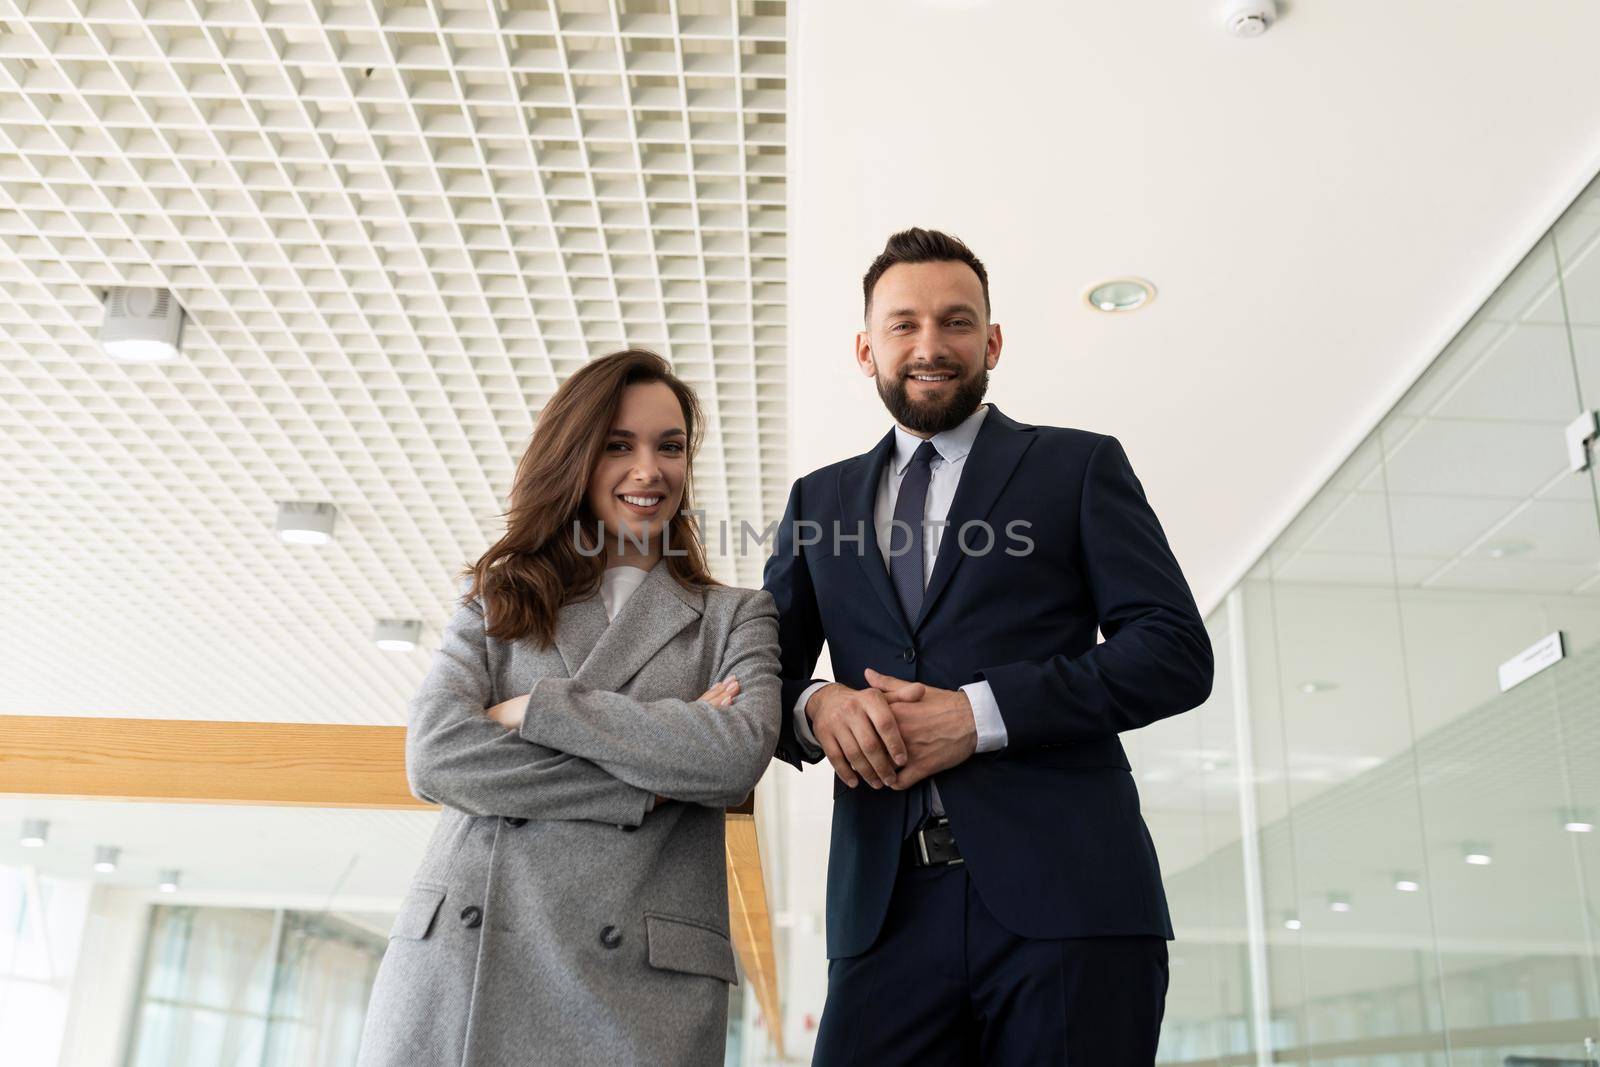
[0,0,790,725]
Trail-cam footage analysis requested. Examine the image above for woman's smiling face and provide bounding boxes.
[585,380,689,564]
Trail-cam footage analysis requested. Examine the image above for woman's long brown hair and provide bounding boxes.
[459,349,718,648]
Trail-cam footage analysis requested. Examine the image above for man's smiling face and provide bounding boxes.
[858,260,1002,436]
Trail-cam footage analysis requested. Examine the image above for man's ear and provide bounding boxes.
[855,331,876,377]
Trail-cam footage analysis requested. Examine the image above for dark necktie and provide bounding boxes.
[891,440,937,836]
[890,441,937,624]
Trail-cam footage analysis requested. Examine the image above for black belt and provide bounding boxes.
[903,816,964,867]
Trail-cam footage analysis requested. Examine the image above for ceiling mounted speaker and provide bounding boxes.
[99,286,186,363]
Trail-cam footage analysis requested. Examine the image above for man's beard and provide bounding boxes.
[876,363,989,436]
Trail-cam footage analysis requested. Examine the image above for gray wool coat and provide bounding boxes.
[356,561,781,1067]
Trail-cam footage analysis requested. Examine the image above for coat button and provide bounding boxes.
[599,925,622,949]
[617,823,636,833]
[503,816,527,828]
[902,647,916,663]
[459,906,483,929]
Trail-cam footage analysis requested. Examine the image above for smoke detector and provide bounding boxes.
[1221,0,1277,37]
[99,286,186,363]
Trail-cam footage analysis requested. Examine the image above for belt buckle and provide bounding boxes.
[915,817,964,867]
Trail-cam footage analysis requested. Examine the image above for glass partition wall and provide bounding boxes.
[1156,172,1600,1064]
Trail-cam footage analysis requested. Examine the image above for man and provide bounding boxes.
[762,228,1213,1064]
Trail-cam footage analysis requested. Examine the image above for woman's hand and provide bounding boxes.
[485,694,530,729]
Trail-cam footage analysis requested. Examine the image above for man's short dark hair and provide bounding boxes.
[862,227,990,322]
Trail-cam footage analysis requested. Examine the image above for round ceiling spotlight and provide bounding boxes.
[99,286,186,363]
[373,619,423,653]
[275,501,338,545]
[1085,278,1156,314]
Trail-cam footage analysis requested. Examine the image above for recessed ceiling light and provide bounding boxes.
[158,869,181,893]
[1328,893,1351,913]
[1463,843,1492,866]
[20,818,47,848]
[1283,914,1301,931]
[1298,680,1337,695]
[94,845,120,873]
[1394,877,1420,893]
[1085,278,1156,313]
[1485,541,1533,559]
[374,619,423,653]
[99,286,186,363]
[275,501,338,545]
[1561,809,1593,833]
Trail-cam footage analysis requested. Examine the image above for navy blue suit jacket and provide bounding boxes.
[762,405,1213,959]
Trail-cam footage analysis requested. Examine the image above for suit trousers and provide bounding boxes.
[811,861,1169,1066]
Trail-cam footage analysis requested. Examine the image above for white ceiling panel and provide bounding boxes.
[1277,490,1510,561]
[1427,322,1583,423]
[1423,555,1600,595]
[1380,417,1567,500]
[1442,495,1600,564]
[0,0,790,724]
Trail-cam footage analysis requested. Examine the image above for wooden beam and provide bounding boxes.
[0,714,784,1046]
[0,715,427,808]
[726,812,784,1060]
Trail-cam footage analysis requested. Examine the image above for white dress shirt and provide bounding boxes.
[793,405,1008,810]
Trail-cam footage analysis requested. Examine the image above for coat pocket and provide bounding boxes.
[389,883,447,940]
[644,912,738,985]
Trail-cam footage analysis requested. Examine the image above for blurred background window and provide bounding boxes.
[124,906,383,1067]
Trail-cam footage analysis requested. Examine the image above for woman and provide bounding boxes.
[357,349,781,1067]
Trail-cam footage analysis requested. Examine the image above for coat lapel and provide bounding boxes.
[553,591,609,680]
[838,427,911,638]
[566,561,704,692]
[914,405,1036,631]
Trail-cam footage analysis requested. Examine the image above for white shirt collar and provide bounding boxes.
[892,403,990,475]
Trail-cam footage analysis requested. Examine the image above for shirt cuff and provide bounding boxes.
[962,680,1008,753]
[794,681,829,757]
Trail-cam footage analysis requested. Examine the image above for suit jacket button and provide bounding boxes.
[618,823,636,833]
[459,905,483,929]
[902,647,916,663]
[599,925,622,949]
[503,816,528,828]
